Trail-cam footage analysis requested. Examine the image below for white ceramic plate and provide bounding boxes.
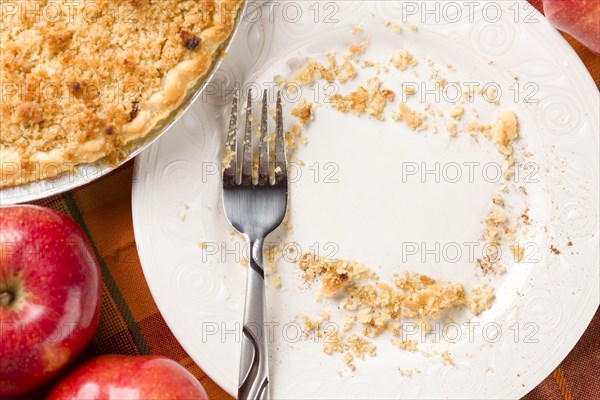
[132,1,599,398]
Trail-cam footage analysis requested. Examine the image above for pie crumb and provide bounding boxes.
[391,50,418,71]
[449,105,464,120]
[392,339,418,352]
[329,77,394,120]
[284,218,293,231]
[441,351,455,366]
[398,368,420,377]
[446,122,458,137]
[299,253,495,368]
[393,104,427,131]
[270,274,281,288]
[465,284,495,314]
[291,98,314,126]
[345,334,376,359]
[342,352,355,371]
[510,244,525,262]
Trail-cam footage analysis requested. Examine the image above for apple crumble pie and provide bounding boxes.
[1,0,243,188]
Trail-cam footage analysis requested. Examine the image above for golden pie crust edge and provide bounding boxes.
[0,0,243,189]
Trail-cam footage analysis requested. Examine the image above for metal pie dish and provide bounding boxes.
[0,1,247,205]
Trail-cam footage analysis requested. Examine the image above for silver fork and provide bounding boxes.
[222,89,287,400]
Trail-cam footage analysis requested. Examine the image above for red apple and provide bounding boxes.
[543,0,600,54]
[47,355,209,400]
[0,205,101,395]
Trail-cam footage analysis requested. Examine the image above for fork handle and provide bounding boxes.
[238,239,270,400]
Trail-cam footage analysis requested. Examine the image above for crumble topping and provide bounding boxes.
[291,98,313,126]
[404,86,417,96]
[392,339,418,352]
[2,0,243,187]
[222,146,234,169]
[270,274,282,288]
[259,23,529,372]
[336,58,358,83]
[265,245,282,272]
[285,124,304,150]
[298,253,495,368]
[441,351,455,366]
[446,122,458,137]
[345,334,376,359]
[390,50,418,71]
[329,78,394,120]
[361,60,381,74]
[510,244,525,262]
[398,368,421,377]
[303,311,330,334]
[477,208,509,274]
[488,110,519,156]
[392,104,427,131]
[294,60,335,85]
[449,105,464,120]
[486,86,499,103]
[464,284,495,314]
[348,38,369,56]
[287,37,371,88]
[342,351,355,371]
[324,331,344,355]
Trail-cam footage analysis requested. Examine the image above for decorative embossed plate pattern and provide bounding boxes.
[132,1,599,398]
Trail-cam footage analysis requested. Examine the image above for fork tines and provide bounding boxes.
[222,89,286,188]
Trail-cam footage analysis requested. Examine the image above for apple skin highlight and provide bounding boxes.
[46,355,209,400]
[0,205,101,396]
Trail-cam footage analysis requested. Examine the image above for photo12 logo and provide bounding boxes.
[400,161,540,184]
[197,319,541,345]
[0,1,141,24]
[199,160,340,185]
[395,1,540,24]
[243,1,341,25]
